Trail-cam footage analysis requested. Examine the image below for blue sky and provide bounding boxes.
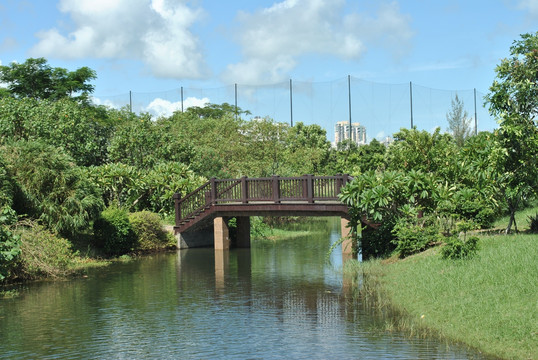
[1,0,537,141]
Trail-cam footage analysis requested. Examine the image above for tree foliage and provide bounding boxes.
[385,127,459,181]
[446,94,473,146]
[88,161,204,215]
[185,102,251,119]
[0,97,110,166]
[0,58,96,104]
[485,31,538,233]
[283,122,331,175]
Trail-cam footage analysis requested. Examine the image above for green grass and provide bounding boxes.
[359,233,538,360]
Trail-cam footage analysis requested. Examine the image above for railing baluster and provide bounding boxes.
[241,176,248,203]
[210,178,217,205]
[174,192,181,227]
[305,174,313,203]
[272,175,280,203]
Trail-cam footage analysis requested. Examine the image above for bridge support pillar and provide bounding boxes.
[214,217,231,250]
[341,217,355,256]
[236,217,251,248]
[215,250,229,292]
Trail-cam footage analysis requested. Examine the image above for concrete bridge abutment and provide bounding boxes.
[214,216,251,250]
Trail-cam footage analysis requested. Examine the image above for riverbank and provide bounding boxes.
[352,232,537,360]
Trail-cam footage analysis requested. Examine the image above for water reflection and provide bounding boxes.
[0,219,491,359]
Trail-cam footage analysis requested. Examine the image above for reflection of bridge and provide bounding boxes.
[173,174,355,254]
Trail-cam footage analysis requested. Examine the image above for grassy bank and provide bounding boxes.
[355,233,537,360]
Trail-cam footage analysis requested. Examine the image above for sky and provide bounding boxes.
[1,0,537,141]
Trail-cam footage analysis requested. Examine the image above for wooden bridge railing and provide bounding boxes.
[174,174,351,228]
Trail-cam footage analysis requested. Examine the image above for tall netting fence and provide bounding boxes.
[93,76,497,143]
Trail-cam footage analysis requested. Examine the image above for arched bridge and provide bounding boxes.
[173,174,355,254]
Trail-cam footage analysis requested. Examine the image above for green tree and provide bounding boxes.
[446,94,473,146]
[0,58,96,104]
[327,138,386,175]
[88,161,204,215]
[339,170,435,258]
[107,113,162,169]
[283,122,331,175]
[0,97,110,166]
[385,127,459,182]
[485,32,538,233]
[185,102,251,119]
[240,117,288,177]
[455,132,501,227]
[167,106,245,178]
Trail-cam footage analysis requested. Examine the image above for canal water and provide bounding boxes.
[1,219,490,359]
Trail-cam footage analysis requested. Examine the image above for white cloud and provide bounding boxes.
[518,0,538,16]
[90,96,123,109]
[145,96,210,117]
[222,0,413,85]
[30,0,208,79]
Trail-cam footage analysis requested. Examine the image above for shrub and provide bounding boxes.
[453,188,497,229]
[441,235,479,260]
[0,140,103,237]
[360,217,397,259]
[93,207,136,256]
[251,217,272,239]
[0,158,15,208]
[0,207,20,281]
[392,217,441,258]
[128,211,172,251]
[15,219,77,278]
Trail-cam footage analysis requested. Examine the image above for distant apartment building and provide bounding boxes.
[381,136,394,146]
[334,121,367,146]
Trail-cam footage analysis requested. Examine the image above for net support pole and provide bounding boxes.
[410,82,414,128]
[235,83,238,121]
[348,75,352,139]
[290,79,293,127]
[474,88,478,135]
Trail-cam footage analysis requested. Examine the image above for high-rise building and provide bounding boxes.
[334,121,366,146]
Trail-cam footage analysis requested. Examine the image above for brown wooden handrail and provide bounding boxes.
[174,174,351,228]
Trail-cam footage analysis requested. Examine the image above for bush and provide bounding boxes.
[0,207,20,281]
[128,211,172,251]
[93,207,136,256]
[441,235,479,260]
[392,217,441,258]
[453,188,497,229]
[360,218,397,260]
[1,140,103,237]
[15,219,77,278]
[0,158,15,208]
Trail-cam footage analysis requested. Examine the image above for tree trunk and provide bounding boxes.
[505,212,514,234]
[505,206,519,234]
[504,197,520,234]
